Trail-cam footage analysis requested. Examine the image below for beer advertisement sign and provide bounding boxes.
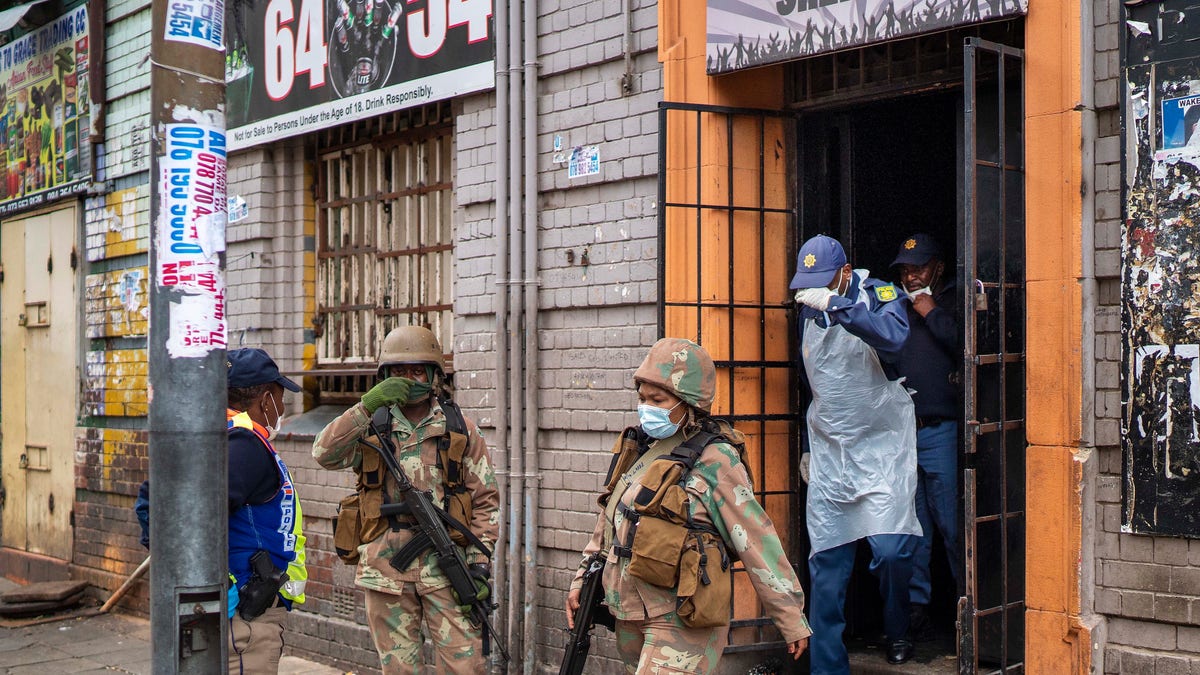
[0,4,91,216]
[225,0,494,149]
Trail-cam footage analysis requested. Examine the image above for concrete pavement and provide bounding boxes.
[0,602,350,674]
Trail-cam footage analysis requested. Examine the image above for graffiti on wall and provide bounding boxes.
[1122,0,1200,536]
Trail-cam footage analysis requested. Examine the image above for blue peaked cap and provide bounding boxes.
[227,348,301,392]
[891,233,942,267]
[790,235,847,289]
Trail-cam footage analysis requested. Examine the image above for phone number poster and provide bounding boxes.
[0,5,91,215]
[225,0,494,149]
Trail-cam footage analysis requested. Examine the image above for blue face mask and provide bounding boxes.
[638,401,684,439]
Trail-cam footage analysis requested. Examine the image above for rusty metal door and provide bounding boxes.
[0,206,79,559]
[959,38,1026,674]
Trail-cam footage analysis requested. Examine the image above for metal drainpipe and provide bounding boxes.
[506,0,526,666]
[491,2,511,668]
[521,0,540,669]
[620,0,633,94]
[1078,0,1103,660]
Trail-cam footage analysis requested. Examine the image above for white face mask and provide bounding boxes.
[264,393,283,441]
[907,286,932,298]
[835,270,850,296]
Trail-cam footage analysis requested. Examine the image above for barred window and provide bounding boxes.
[314,105,454,402]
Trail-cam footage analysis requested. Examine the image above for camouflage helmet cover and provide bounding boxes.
[378,326,445,376]
[633,338,717,413]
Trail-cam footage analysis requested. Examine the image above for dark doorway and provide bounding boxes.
[798,89,963,670]
[800,91,960,274]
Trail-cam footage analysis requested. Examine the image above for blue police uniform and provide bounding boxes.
[891,234,963,619]
[792,236,921,673]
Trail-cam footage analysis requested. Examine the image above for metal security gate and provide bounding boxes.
[657,102,805,660]
[960,38,1026,674]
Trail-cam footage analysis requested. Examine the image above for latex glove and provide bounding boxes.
[794,287,836,311]
[800,452,811,484]
[361,377,412,413]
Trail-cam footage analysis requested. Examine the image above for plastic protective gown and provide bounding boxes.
[801,271,922,554]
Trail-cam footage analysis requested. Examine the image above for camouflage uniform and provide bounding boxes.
[572,338,812,674]
[313,399,499,674]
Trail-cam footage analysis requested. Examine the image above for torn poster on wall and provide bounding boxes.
[1122,0,1200,537]
[156,122,228,358]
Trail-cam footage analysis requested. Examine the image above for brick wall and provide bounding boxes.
[1089,0,1200,670]
[75,0,155,594]
[452,0,661,670]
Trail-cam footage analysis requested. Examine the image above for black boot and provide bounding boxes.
[887,639,915,665]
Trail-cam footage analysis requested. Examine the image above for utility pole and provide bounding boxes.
[148,0,229,671]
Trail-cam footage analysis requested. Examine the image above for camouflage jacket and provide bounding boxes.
[573,430,812,642]
[312,400,499,594]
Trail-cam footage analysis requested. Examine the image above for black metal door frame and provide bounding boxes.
[960,37,1026,675]
[656,101,805,658]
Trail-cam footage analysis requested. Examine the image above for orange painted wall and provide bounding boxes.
[1022,0,1088,671]
[659,0,1088,671]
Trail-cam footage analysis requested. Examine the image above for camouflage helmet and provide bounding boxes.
[633,338,717,413]
[377,326,445,377]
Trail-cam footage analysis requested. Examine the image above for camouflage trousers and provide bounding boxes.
[364,584,483,674]
[615,611,729,674]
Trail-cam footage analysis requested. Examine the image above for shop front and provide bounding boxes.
[658,1,1087,671]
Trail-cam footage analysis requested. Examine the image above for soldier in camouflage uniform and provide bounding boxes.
[566,338,811,674]
[312,326,499,675]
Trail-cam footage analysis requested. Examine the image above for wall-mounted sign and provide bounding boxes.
[706,0,1027,74]
[0,4,91,216]
[225,0,494,150]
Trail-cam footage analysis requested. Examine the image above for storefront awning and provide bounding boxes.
[706,0,1028,74]
[0,0,49,32]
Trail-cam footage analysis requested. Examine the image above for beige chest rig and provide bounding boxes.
[600,419,751,628]
[333,399,474,564]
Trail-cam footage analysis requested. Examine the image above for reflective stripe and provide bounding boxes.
[227,411,308,604]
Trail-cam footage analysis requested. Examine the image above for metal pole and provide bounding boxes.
[148,0,229,671]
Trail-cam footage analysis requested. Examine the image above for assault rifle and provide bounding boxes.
[558,551,615,675]
[360,415,508,662]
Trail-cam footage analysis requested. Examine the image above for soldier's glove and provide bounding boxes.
[795,287,836,311]
[361,377,412,413]
[800,452,811,484]
[457,563,493,608]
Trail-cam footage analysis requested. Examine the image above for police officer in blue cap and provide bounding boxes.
[792,234,922,672]
[891,233,962,642]
[135,348,308,674]
[223,348,309,674]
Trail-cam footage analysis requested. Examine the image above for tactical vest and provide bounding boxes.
[333,398,475,564]
[603,418,751,628]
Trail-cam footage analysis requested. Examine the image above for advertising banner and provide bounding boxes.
[706,0,1027,74]
[0,4,90,215]
[225,0,494,149]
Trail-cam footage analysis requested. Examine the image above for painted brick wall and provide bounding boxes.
[451,0,661,670]
[1089,0,1200,670]
[77,120,153,606]
[224,139,314,378]
[71,0,155,604]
